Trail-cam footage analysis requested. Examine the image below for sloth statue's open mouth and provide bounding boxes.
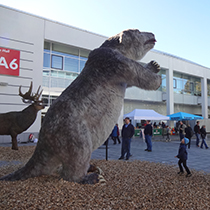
[144,38,156,45]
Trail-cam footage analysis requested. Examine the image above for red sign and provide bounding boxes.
[0,47,20,76]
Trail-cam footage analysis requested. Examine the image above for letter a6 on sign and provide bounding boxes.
[0,47,20,76]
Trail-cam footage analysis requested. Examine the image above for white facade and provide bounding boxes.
[0,5,210,143]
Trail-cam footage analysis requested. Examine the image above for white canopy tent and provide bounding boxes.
[124,109,170,122]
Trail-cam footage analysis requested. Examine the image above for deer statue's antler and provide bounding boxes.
[19,81,43,103]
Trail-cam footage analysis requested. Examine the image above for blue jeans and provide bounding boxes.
[195,133,200,146]
[201,138,208,148]
[121,138,131,159]
[145,135,152,151]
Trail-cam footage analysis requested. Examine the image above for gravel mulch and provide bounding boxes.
[0,146,210,209]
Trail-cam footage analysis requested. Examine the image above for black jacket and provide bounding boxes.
[144,124,153,136]
[200,127,206,139]
[177,143,188,160]
[121,123,135,139]
[185,126,193,139]
[194,124,200,134]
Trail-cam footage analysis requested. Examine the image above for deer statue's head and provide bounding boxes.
[19,82,45,111]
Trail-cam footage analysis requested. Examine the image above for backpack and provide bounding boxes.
[190,129,194,137]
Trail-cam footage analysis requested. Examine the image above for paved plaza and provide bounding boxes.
[91,136,210,173]
[1,136,210,173]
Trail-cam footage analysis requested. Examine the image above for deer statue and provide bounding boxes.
[0,82,44,150]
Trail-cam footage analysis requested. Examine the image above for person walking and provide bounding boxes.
[194,121,200,147]
[116,123,121,144]
[179,121,186,141]
[200,125,209,149]
[144,120,153,152]
[166,125,171,142]
[185,124,193,149]
[119,117,134,160]
[111,124,119,144]
[175,137,192,177]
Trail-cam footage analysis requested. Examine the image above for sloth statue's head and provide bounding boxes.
[100,29,156,61]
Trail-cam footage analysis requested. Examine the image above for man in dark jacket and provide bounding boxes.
[185,124,193,149]
[144,120,153,152]
[179,121,186,141]
[200,125,208,149]
[119,117,134,160]
[194,121,200,147]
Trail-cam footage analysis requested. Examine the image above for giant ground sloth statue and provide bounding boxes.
[0,29,161,184]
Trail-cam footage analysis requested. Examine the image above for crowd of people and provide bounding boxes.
[106,119,208,177]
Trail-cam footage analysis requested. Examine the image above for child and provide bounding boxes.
[175,137,192,177]
[200,125,209,149]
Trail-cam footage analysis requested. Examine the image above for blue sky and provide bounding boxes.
[1,0,210,68]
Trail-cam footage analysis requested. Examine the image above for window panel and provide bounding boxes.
[51,70,58,77]
[52,43,79,56]
[51,55,63,69]
[173,79,176,88]
[43,70,50,76]
[44,42,50,50]
[80,49,90,58]
[173,71,201,95]
[43,42,90,91]
[66,72,78,80]
[57,71,65,78]
[80,59,87,72]
[207,80,210,96]
[64,57,79,72]
[43,53,50,68]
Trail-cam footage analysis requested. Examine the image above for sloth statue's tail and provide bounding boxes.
[0,144,59,181]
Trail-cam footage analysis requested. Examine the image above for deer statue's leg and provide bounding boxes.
[11,135,18,150]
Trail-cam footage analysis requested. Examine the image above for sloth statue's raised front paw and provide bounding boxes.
[147,60,161,73]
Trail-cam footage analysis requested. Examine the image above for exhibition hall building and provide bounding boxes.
[0,5,210,143]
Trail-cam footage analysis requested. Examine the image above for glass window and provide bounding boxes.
[51,96,58,104]
[183,78,189,94]
[44,42,50,52]
[183,80,192,94]
[177,79,183,93]
[157,68,166,92]
[57,71,65,78]
[173,79,176,88]
[51,55,63,69]
[42,76,49,88]
[160,75,166,92]
[51,70,58,77]
[64,57,79,72]
[207,80,210,96]
[52,43,79,56]
[80,49,90,58]
[43,70,50,76]
[80,59,87,72]
[190,82,194,92]
[43,42,91,91]
[173,71,201,96]
[66,72,78,80]
[42,95,49,106]
[195,81,201,96]
[43,53,50,68]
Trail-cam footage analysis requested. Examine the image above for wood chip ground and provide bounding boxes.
[0,146,210,209]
